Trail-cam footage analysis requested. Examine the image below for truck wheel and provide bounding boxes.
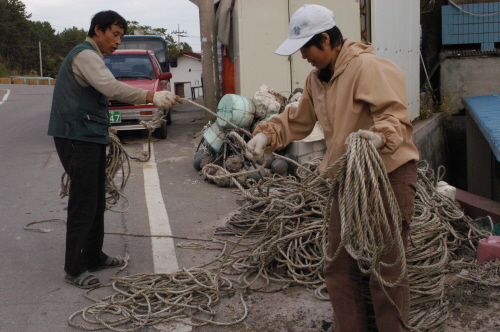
[153,121,168,139]
[166,109,172,125]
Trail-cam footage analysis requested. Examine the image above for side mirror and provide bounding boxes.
[168,56,178,68]
[159,72,172,80]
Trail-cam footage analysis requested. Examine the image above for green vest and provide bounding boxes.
[48,41,110,144]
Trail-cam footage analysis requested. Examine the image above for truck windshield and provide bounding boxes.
[119,37,168,71]
[104,54,155,79]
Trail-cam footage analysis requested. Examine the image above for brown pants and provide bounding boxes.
[324,161,417,332]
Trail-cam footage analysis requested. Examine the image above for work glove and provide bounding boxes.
[357,129,384,148]
[153,91,182,109]
[245,133,269,161]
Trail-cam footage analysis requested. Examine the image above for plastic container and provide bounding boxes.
[216,94,255,129]
[203,122,226,153]
[476,235,500,263]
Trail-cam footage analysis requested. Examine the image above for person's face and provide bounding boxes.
[93,24,124,55]
[299,33,341,71]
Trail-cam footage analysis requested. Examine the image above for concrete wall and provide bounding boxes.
[412,113,452,182]
[440,55,500,113]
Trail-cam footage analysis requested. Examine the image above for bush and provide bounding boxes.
[0,63,11,77]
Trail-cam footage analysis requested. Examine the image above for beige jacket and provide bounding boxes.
[255,39,419,177]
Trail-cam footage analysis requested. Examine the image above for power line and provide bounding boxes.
[171,24,188,50]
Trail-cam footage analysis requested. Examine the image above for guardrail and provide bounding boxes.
[0,77,56,85]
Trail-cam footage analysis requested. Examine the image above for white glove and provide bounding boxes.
[153,91,181,109]
[357,129,384,148]
[245,133,269,161]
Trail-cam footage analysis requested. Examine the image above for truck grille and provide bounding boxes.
[109,100,133,107]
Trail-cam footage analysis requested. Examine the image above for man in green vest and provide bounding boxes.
[48,10,180,288]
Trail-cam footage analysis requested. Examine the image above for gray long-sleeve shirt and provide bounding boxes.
[72,37,148,105]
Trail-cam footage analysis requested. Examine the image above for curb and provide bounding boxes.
[0,77,56,85]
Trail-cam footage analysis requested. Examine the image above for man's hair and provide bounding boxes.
[88,10,127,37]
[302,26,344,82]
[302,26,344,51]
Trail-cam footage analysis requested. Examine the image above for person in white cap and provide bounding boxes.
[245,4,419,332]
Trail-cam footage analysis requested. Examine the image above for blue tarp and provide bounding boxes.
[463,94,500,162]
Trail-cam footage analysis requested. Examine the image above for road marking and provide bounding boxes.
[142,143,193,332]
[0,89,11,105]
[142,143,179,274]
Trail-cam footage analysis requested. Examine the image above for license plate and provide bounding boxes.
[109,110,121,123]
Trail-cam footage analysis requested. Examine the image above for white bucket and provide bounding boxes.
[216,94,255,129]
[203,122,226,153]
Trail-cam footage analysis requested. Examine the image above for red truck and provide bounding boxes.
[104,49,173,139]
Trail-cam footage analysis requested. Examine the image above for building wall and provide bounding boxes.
[232,0,291,98]
[288,0,362,94]
[169,55,203,99]
[231,0,420,120]
[232,0,360,99]
[372,0,421,120]
[440,56,500,113]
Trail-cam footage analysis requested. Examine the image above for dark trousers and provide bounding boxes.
[323,161,417,332]
[54,137,108,276]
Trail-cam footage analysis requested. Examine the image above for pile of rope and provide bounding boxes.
[56,99,498,331]
[66,132,498,332]
[215,158,330,291]
[69,268,249,331]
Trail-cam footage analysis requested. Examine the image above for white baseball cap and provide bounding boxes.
[275,4,336,56]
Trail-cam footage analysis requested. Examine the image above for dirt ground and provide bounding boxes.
[445,273,500,332]
[137,270,500,332]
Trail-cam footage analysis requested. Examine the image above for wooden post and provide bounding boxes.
[39,41,43,77]
[198,0,220,122]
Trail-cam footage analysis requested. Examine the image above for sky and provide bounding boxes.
[21,0,202,52]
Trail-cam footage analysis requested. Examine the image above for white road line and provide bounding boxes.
[142,143,179,274]
[0,89,11,105]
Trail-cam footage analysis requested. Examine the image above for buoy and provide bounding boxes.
[284,154,299,176]
[193,150,208,171]
[263,153,275,168]
[225,155,244,173]
[214,169,231,187]
[247,165,266,180]
[271,158,288,176]
[236,174,248,187]
[199,153,213,170]
[202,164,218,184]
[202,122,226,153]
[194,149,204,159]
[193,156,203,171]
[216,94,255,129]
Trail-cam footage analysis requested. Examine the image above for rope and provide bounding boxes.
[59,108,166,212]
[28,97,500,330]
[68,268,248,331]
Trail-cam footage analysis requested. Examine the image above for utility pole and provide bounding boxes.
[171,24,187,51]
[39,41,43,77]
[199,0,220,122]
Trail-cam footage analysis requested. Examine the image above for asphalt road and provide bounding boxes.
[0,84,331,332]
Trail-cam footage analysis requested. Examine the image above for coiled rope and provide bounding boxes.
[27,98,499,331]
[59,109,166,212]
